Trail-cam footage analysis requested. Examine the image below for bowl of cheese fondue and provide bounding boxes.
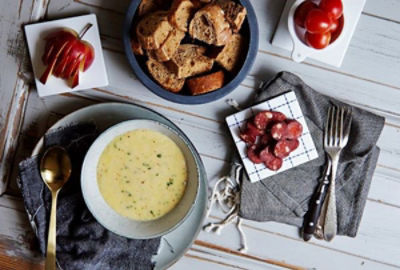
[81,119,200,239]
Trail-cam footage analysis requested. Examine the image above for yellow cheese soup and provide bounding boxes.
[97,129,187,221]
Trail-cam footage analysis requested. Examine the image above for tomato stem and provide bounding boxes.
[79,23,93,39]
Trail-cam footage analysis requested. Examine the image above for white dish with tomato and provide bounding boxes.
[288,0,346,62]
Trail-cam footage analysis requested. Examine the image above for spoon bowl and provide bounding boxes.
[40,146,72,191]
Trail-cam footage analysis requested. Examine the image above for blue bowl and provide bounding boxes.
[123,0,259,104]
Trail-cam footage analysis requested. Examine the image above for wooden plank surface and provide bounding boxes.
[1,0,400,269]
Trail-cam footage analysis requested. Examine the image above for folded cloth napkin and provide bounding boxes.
[18,123,161,270]
[238,71,385,237]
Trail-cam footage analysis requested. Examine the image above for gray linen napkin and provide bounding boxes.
[238,71,385,237]
[18,123,161,270]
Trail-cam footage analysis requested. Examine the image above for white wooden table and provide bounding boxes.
[1,0,400,269]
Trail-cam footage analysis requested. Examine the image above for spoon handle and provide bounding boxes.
[46,191,58,270]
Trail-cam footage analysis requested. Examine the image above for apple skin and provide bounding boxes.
[39,26,95,88]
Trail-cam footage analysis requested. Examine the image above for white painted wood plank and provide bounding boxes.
[203,197,400,268]
[0,0,37,194]
[364,0,400,22]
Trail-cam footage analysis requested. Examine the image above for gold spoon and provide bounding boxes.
[40,146,72,270]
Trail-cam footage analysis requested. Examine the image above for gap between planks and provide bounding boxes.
[192,241,305,270]
[184,253,248,270]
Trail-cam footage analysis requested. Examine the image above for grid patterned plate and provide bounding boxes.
[226,91,318,183]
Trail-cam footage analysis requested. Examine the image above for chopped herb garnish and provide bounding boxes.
[157,154,162,158]
[150,210,155,216]
[156,173,159,176]
[166,178,174,187]
[126,205,132,209]
[125,180,130,183]
[127,152,131,156]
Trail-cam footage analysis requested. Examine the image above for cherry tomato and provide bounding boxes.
[320,0,343,20]
[330,15,344,43]
[330,18,339,32]
[305,9,332,34]
[294,0,317,28]
[305,31,331,49]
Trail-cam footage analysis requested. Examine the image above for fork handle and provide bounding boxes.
[324,156,339,241]
[303,160,331,241]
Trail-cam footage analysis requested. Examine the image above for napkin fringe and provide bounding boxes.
[203,163,248,253]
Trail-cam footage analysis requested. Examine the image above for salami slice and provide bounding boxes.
[274,140,292,158]
[246,122,264,136]
[239,132,256,144]
[271,111,287,122]
[247,145,263,164]
[264,156,283,171]
[259,146,275,162]
[286,119,303,139]
[254,111,274,130]
[287,139,300,151]
[260,133,273,146]
[271,122,288,140]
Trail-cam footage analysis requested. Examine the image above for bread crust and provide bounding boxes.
[187,71,225,95]
[215,33,244,72]
[189,4,232,46]
[167,44,214,78]
[136,11,173,50]
[215,0,247,33]
[169,0,196,32]
[148,28,185,61]
[146,58,185,92]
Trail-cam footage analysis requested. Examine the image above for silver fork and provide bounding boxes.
[323,106,352,241]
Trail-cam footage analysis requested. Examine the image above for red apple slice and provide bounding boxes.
[39,42,69,85]
[69,56,85,88]
[53,41,74,77]
[81,41,95,71]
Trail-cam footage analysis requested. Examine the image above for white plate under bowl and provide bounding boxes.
[31,102,208,269]
[81,119,200,239]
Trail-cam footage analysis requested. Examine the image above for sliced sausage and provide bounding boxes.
[274,140,292,158]
[271,121,288,140]
[287,139,300,151]
[264,156,283,171]
[259,146,275,163]
[239,132,256,144]
[254,111,274,130]
[260,133,273,146]
[247,145,263,164]
[271,111,287,122]
[286,119,303,139]
[246,122,264,136]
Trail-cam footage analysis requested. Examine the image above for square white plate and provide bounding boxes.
[272,0,366,67]
[24,14,108,97]
[226,91,318,183]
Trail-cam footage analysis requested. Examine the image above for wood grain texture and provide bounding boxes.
[1,0,400,269]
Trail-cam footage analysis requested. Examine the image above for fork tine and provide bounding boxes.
[325,106,332,146]
[335,106,341,146]
[339,107,345,143]
[344,107,353,139]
